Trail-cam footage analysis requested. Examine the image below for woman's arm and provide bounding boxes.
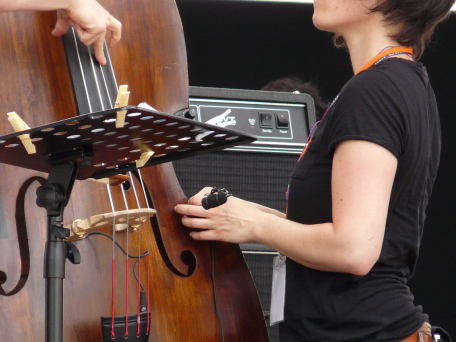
[175,139,397,275]
[251,202,286,219]
[0,0,72,11]
[256,140,397,275]
[0,0,121,65]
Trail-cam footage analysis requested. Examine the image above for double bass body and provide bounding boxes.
[0,1,269,341]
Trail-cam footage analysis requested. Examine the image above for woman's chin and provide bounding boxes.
[312,17,335,33]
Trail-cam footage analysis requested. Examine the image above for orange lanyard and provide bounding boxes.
[356,46,414,74]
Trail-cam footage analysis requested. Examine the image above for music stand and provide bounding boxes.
[0,106,255,342]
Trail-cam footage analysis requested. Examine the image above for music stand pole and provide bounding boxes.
[36,153,82,342]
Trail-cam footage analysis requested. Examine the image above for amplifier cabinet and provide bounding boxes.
[173,87,315,341]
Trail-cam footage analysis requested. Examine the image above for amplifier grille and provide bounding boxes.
[174,151,297,212]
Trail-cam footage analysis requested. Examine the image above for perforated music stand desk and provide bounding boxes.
[0,106,256,342]
[0,106,255,179]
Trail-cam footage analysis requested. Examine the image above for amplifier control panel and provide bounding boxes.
[188,87,316,154]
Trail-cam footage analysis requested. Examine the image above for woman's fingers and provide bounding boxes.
[187,186,214,206]
[52,11,71,36]
[58,0,122,65]
[181,216,213,230]
[75,23,103,45]
[92,33,107,65]
[190,230,219,241]
[107,16,122,46]
[175,204,210,218]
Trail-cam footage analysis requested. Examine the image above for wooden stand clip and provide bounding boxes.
[6,112,36,154]
[114,85,130,128]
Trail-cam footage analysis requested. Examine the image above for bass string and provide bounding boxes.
[127,171,146,334]
[95,40,121,339]
[70,29,117,328]
[71,27,152,336]
[70,28,92,113]
[104,41,119,106]
[99,47,115,108]
[86,45,106,110]
[95,43,131,338]
[100,43,151,337]
[71,26,115,110]
[69,28,118,338]
[119,181,131,338]
[138,169,152,334]
[105,183,117,338]
[99,35,152,335]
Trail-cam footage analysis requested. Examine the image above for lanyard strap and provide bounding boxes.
[356,46,414,74]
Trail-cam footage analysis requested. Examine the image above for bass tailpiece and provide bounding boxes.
[101,312,150,342]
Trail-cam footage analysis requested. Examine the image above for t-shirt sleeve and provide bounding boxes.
[326,70,407,158]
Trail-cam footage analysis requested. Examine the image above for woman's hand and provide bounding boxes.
[174,187,265,244]
[52,0,121,65]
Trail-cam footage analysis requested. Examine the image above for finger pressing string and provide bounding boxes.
[93,34,107,65]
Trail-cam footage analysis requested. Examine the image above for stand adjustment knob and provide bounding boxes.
[66,242,81,264]
[36,184,65,210]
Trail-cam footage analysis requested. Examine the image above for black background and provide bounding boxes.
[176,0,456,337]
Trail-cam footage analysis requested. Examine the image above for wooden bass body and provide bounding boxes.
[0,1,269,341]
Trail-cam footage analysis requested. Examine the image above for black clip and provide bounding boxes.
[201,187,232,210]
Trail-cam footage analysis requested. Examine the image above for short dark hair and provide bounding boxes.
[370,0,455,59]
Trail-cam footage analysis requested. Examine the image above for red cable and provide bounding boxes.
[146,264,151,335]
[136,259,141,336]
[125,259,129,338]
[111,259,116,339]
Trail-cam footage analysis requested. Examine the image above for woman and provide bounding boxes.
[0,0,121,65]
[175,1,454,341]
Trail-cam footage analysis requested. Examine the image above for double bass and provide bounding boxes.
[0,0,270,341]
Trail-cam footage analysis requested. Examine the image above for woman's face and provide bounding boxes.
[312,0,379,35]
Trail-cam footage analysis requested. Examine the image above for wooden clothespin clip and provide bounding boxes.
[114,84,130,128]
[136,151,155,168]
[7,112,36,154]
[134,141,155,168]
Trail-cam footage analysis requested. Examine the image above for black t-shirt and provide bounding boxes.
[282,59,441,342]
